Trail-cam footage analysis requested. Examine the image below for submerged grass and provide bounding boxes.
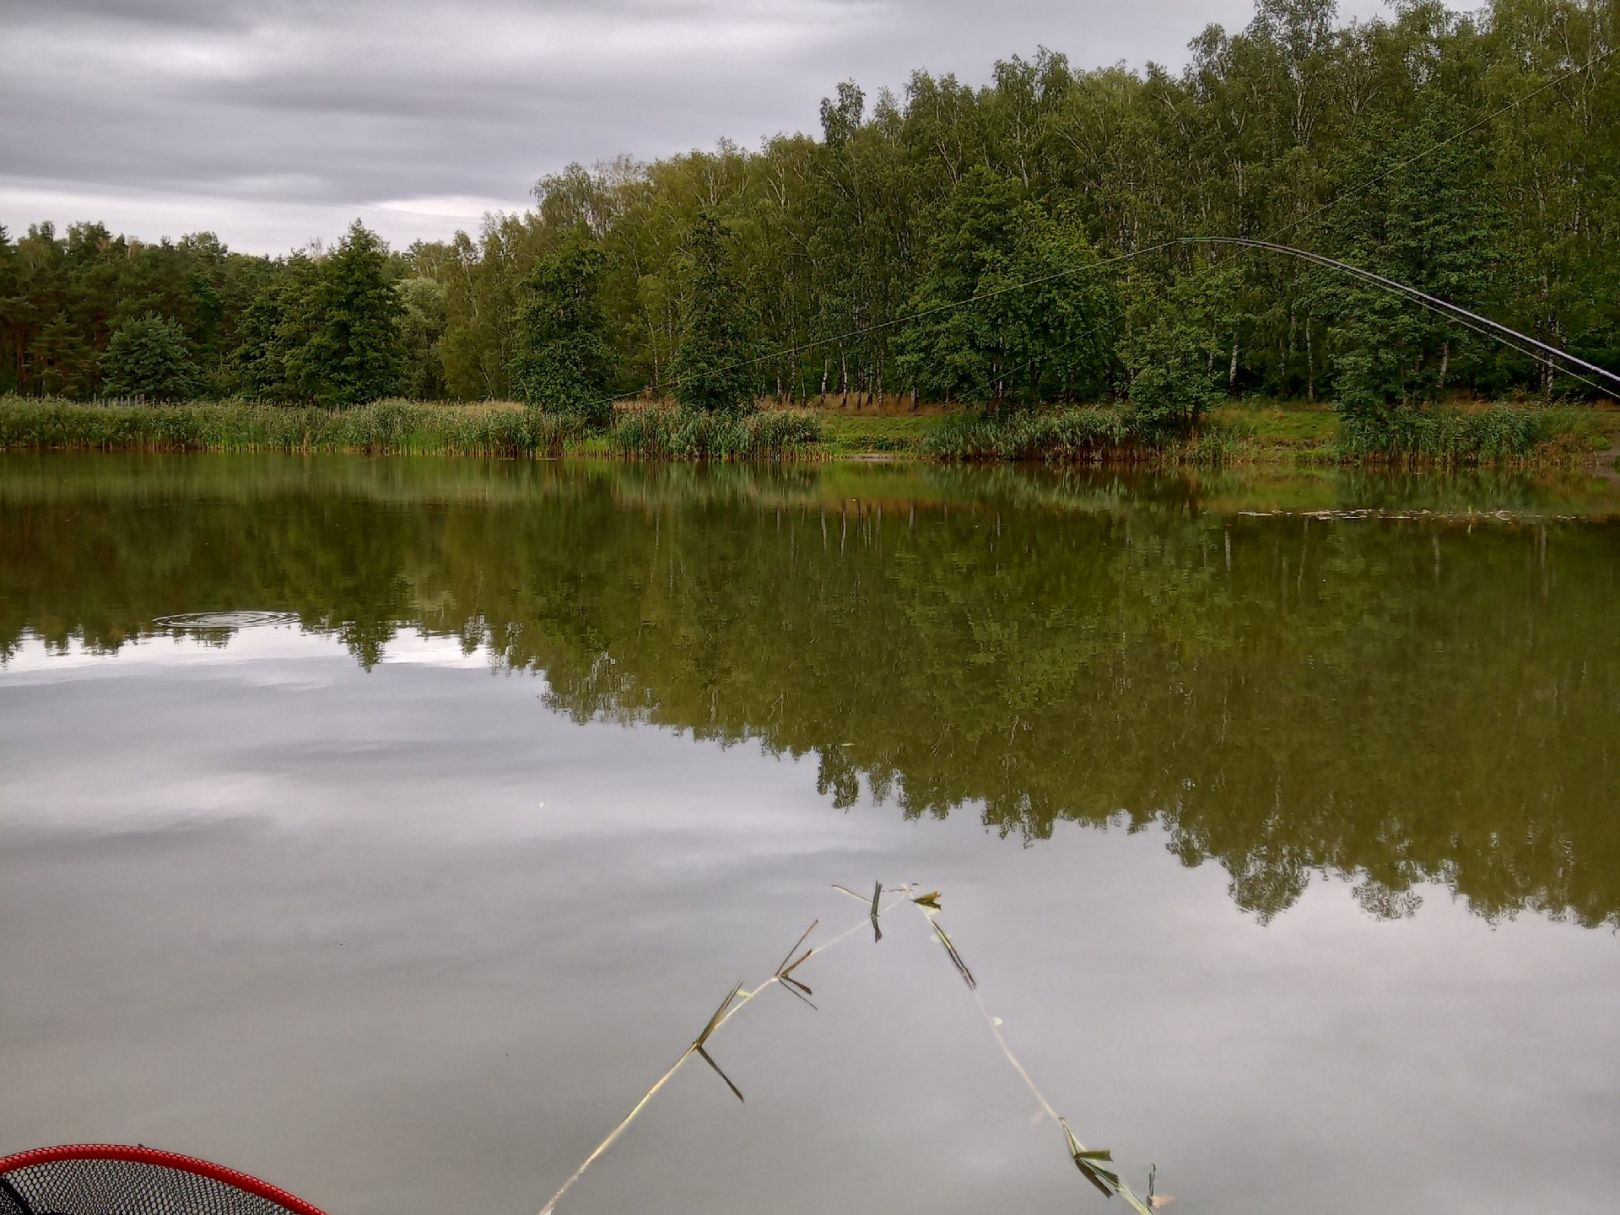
[888,887,1160,1214]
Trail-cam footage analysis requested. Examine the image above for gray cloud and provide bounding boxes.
[8,0,257,32]
[2,0,1419,254]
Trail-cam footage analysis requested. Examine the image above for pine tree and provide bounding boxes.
[100,312,200,402]
[287,221,405,407]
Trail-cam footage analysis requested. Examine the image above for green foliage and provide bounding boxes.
[1336,405,1574,465]
[0,220,267,399]
[923,407,1136,462]
[100,313,201,402]
[399,275,449,399]
[817,413,935,454]
[2,0,1617,439]
[2,395,1600,469]
[510,240,616,427]
[1319,107,1509,416]
[611,407,821,460]
[1121,269,1224,435]
[670,213,762,415]
[0,398,576,457]
[897,169,1117,409]
[233,253,319,400]
[285,221,406,407]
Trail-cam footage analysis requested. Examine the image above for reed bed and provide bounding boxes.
[536,882,1162,1215]
[923,407,1141,463]
[922,406,1243,467]
[9,394,1583,467]
[0,398,578,457]
[609,407,824,461]
[925,401,1595,467]
[1335,405,1593,465]
[0,398,829,462]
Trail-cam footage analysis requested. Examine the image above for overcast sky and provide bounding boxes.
[3,0,1424,255]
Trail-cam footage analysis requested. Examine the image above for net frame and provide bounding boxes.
[0,1145,327,1215]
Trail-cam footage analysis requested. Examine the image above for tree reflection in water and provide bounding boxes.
[4,454,1616,927]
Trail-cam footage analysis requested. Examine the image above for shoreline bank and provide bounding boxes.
[2,397,1615,471]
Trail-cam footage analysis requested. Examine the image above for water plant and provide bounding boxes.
[896,890,1164,1212]
[1335,405,1594,465]
[923,404,1238,466]
[0,398,577,458]
[922,407,1137,463]
[610,407,822,461]
[535,883,1162,1215]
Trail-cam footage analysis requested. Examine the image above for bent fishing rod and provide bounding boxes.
[1176,235,1620,391]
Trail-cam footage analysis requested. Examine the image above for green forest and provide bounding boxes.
[0,0,1615,431]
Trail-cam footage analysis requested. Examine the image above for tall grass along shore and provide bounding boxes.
[0,396,1610,468]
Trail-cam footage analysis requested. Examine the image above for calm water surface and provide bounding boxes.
[2,453,1617,1215]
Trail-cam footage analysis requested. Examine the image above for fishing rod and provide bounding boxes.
[1177,235,1620,390]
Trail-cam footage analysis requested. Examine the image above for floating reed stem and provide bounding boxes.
[537,883,1164,1215]
[904,890,1165,1213]
[536,890,912,1215]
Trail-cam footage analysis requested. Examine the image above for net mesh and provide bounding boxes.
[0,1156,305,1215]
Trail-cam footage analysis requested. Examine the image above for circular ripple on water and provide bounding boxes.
[152,610,302,630]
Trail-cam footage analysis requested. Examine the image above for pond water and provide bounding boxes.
[2,453,1617,1215]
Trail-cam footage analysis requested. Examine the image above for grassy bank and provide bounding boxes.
[2,395,1613,468]
[0,398,576,457]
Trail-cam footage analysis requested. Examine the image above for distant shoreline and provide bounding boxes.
[2,396,1615,471]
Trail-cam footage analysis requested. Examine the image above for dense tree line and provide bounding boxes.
[0,0,1614,421]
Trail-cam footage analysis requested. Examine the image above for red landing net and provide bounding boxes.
[0,1145,327,1215]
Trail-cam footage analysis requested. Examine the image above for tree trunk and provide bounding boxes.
[1305,320,1315,402]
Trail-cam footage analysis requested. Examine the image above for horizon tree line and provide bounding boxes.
[0,0,1613,428]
